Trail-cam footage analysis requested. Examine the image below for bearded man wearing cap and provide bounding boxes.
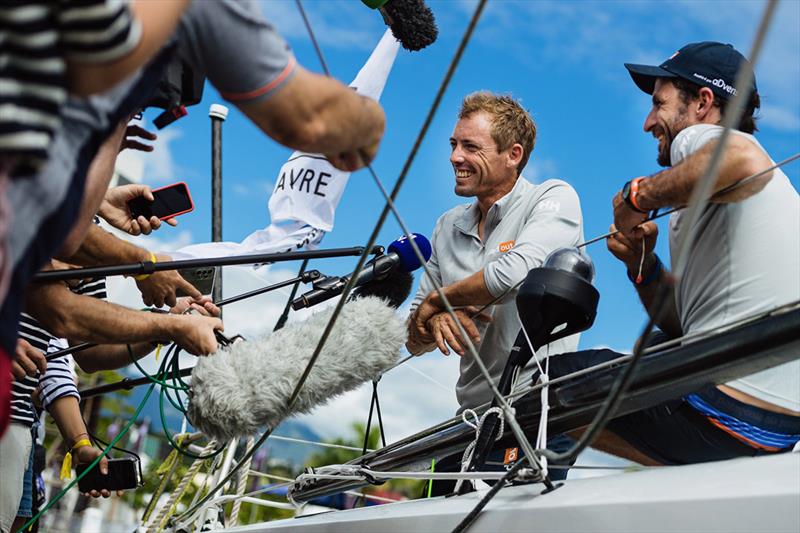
[586,41,800,466]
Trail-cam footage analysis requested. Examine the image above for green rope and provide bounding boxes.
[427,458,436,498]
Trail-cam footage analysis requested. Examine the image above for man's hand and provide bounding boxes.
[119,124,157,153]
[607,222,659,278]
[170,315,224,356]
[74,445,123,498]
[406,318,435,356]
[427,307,492,356]
[613,191,649,240]
[170,295,220,317]
[137,255,201,308]
[98,184,178,236]
[12,339,46,381]
[326,141,380,172]
[408,298,441,349]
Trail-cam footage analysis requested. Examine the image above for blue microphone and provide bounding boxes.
[291,234,431,310]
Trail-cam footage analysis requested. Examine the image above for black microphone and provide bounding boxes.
[361,0,439,51]
[291,233,431,311]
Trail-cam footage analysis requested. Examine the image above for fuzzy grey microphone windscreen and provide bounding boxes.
[187,296,406,441]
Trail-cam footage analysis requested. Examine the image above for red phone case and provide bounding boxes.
[130,182,195,221]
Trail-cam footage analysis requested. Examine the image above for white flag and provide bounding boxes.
[171,30,400,261]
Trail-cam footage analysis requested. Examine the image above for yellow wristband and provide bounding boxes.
[60,438,93,480]
[134,252,157,281]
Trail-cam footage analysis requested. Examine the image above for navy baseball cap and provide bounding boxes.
[624,41,757,101]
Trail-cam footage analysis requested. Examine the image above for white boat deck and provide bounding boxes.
[227,452,800,532]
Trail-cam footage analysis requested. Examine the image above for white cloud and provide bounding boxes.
[144,128,184,183]
[294,350,461,443]
[525,157,558,183]
[232,179,275,197]
[758,104,800,132]
[115,123,185,185]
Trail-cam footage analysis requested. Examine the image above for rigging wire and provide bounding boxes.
[173,1,488,525]
[578,150,800,248]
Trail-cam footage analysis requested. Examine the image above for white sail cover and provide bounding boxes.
[170,30,400,260]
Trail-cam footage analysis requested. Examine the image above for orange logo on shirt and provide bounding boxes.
[499,240,515,253]
[504,447,519,464]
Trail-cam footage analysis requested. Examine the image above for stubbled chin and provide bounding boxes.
[454,184,472,197]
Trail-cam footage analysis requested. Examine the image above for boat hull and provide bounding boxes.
[227,452,800,532]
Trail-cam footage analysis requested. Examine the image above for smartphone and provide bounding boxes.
[127,182,194,221]
[76,457,142,492]
[177,266,217,297]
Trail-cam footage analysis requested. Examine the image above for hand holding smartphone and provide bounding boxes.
[127,182,194,221]
[76,457,142,493]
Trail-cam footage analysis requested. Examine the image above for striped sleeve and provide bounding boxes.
[10,375,39,427]
[73,277,107,299]
[39,341,79,409]
[57,0,142,63]
[18,313,56,352]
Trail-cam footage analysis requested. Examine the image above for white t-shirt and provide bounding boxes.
[669,124,800,411]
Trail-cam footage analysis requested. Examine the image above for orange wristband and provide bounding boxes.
[629,177,647,213]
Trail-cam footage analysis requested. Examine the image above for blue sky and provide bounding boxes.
[117,0,800,447]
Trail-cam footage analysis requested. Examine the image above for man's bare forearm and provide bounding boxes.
[636,137,773,210]
[239,67,385,155]
[58,123,128,257]
[26,283,177,344]
[429,269,494,308]
[66,224,150,267]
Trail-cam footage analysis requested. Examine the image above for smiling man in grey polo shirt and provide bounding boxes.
[407,92,584,413]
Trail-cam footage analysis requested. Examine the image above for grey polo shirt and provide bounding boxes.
[410,177,585,411]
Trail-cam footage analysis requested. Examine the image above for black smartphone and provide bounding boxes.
[76,457,142,492]
[177,266,217,297]
[127,182,194,220]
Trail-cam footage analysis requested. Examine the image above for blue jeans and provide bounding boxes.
[17,425,37,518]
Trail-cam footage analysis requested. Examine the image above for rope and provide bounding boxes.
[141,433,189,524]
[230,436,256,526]
[516,316,550,478]
[454,407,505,493]
[148,439,218,533]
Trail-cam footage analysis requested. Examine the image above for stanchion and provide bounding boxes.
[209,104,228,309]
